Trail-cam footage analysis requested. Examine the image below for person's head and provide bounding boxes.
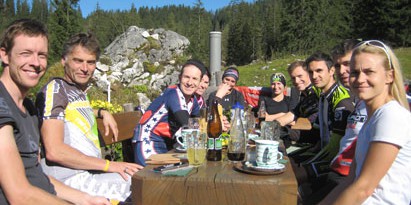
[221,66,239,90]
[331,39,361,88]
[306,52,335,92]
[179,59,205,98]
[61,32,100,90]
[270,73,286,97]
[287,60,311,91]
[195,68,210,97]
[350,40,409,111]
[0,18,48,92]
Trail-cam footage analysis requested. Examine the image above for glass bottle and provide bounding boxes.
[206,100,223,161]
[256,100,266,129]
[227,106,246,161]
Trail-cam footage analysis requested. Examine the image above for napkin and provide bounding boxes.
[162,166,193,176]
[146,153,181,165]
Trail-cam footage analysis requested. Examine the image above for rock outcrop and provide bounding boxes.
[93,26,190,109]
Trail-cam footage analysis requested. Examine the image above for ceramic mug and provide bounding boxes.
[254,139,283,167]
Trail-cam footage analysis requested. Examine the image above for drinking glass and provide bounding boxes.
[185,118,206,166]
[260,121,281,141]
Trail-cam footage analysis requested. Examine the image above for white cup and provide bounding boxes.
[255,139,283,167]
[177,128,199,150]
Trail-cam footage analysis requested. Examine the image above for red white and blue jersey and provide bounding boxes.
[132,85,199,162]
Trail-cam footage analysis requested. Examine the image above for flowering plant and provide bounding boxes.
[90,100,123,114]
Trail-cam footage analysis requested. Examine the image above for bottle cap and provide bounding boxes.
[231,102,244,110]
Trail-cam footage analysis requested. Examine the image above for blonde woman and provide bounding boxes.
[334,40,411,204]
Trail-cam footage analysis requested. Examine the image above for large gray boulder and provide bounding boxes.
[93,26,190,108]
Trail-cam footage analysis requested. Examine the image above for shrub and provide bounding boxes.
[99,56,112,66]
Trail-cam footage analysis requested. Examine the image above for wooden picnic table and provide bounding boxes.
[131,149,298,205]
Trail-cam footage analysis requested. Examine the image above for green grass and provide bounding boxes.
[236,48,411,86]
[395,47,411,80]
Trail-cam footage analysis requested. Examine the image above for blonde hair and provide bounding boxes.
[353,40,409,111]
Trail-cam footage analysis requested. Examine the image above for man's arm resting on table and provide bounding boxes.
[265,112,286,122]
[276,112,295,126]
[41,119,143,181]
[0,125,69,205]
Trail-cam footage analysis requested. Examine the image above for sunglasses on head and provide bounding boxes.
[355,40,393,69]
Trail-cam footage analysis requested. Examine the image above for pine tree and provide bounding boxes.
[47,0,82,62]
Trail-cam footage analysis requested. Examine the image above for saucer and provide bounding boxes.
[233,161,286,175]
[249,163,285,172]
[175,146,187,153]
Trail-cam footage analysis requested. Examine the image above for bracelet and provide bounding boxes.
[103,159,110,172]
[97,108,107,119]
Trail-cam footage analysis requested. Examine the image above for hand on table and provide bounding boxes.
[108,161,144,181]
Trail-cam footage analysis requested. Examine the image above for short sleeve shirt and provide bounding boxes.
[355,101,411,204]
[0,82,55,204]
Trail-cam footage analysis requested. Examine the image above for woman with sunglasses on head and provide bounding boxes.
[333,40,411,204]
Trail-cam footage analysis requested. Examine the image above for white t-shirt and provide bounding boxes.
[355,100,411,204]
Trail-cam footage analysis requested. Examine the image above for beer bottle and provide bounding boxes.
[207,100,222,161]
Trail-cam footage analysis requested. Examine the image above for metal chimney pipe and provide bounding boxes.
[209,31,222,87]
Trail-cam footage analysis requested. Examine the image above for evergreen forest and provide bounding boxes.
[0,0,410,67]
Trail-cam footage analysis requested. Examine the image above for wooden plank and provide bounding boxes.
[96,111,141,145]
[291,117,312,130]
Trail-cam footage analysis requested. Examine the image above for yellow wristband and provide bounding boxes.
[103,160,110,172]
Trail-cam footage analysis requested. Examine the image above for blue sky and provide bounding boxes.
[79,0,253,17]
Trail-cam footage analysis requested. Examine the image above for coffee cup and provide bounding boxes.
[254,139,283,167]
[176,129,189,150]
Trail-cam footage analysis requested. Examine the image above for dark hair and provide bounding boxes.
[1,18,48,54]
[203,66,211,80]
[287,60,307,75]
[330,39,361,62]
[61,32,100,60]
[305,51,334,70]
[180,59,207,77]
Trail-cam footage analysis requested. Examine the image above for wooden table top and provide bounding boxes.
[132,153,298,205]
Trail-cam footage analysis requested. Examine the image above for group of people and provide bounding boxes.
[270,39,410,204]
[1,17,410,205]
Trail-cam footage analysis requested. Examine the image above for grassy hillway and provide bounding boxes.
[236,47,411,87]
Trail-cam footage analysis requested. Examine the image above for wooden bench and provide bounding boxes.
[96,111,142,162]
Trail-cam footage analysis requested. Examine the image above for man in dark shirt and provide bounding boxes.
[277,61,320,144]
[207,66,245,110]
[306,52,354,161]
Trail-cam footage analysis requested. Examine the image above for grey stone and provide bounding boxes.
[93,25,190,102]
